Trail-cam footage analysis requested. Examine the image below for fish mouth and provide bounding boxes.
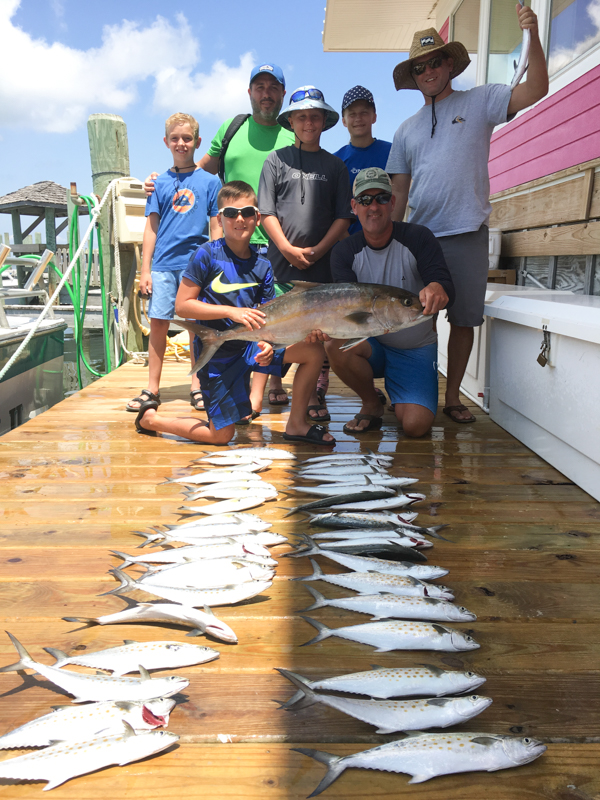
[142,705,167,727]
[208,626,238,643]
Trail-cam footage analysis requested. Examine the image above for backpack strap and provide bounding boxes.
[218,114,251,182]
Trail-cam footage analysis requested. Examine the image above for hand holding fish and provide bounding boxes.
[254,340,274,366]
[228,306,266,330]
[303,329,331,344]
[516,2,539,32]
[419,282,448,316]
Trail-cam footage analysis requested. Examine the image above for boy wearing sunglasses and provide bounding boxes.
[326,167,454,439]
[134,180,335,447]
[126,112,221,415]
[386,12,547,423]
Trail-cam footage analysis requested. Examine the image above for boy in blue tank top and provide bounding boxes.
[126,113,221,414]
[334,86,392,235]
[133,181,335,447]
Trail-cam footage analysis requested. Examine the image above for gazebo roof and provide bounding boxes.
[0,181,69,217]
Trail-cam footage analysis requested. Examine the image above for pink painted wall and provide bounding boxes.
[440,17,450,43]
[489,63,600,193]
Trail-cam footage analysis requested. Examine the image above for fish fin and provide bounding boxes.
[408,774,432,785]
[370,664,384,670]
[186,629,204,637]
[99,568,134,596]
[62,616,96,627]
[287,280,323,292]
[71,697,88,704]
[291,748,347,798]
[95,670,105,676]
[139,665,151,680]
[289,558,323,582]
[0,631,35,671]
[174,318,222,374]
[426,697,451,706]
[431,623,450,635]
[471,736,498,746]
[418,663,445,676]
[121,720,136,738]
[344,311,371,325]
[50,704,70,710]
[275,688,306,710]
[133,531,163,549]
[203,605,215,616]
[44,774,72,791]
[123,640,137,645]
[110,550,135,567]
[373,647,393,653]
[114,701,135,710]
[375,727,397,734]
[299,616,332,647]
[43,647,70,665]
[338,337,369,351]
[298,584,328,612]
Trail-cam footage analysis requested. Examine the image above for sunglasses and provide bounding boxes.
[354,192,392,207]
[219,206,259,218]
[290,88,325,104]
[412,55,447,75]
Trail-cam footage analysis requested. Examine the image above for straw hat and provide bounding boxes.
[393,28,471,91]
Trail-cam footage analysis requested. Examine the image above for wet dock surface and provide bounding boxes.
[1,359,599,798]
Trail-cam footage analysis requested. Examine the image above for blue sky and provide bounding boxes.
[0,0,479,243]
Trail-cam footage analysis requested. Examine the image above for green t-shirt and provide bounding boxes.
[208,116,294,245]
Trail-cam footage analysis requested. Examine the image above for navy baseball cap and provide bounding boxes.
[250,63,285,88]
[341,85,376,112]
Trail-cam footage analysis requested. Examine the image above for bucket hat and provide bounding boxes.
[278,86,339,131]
[393,28,471,91]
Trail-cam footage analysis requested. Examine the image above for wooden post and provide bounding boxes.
[87,113,141,367]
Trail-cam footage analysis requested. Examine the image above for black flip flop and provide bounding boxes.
[126,389,160,412]
[235,410,261,426]
[307,404,331,422]
[190,389,204,411]
[282,424,336,447]
[135,399,158,436]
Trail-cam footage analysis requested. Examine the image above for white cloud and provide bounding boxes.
[153,52,255,121]
[548,0,600,75]
[0,1,254,133]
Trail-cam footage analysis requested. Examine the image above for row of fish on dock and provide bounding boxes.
[274,449,546,795]
[0,446,295,790]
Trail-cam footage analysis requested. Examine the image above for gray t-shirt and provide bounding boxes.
[258,145,353,282]
[386,84,512,237]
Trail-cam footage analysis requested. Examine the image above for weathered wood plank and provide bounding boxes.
[502,219,600,257]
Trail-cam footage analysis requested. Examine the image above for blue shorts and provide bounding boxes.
[367,339,438,415]
[148,269,186,320]
[198,342,291,430]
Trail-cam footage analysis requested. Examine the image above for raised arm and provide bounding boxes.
[390,174,411,222]
[507,4,549,116]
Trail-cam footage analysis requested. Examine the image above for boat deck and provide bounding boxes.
[1,360,599,798]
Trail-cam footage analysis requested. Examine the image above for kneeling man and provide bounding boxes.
[327,167,454,437]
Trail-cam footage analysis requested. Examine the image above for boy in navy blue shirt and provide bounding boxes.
[126,113,221,414]
[334,86,392,235]
[134,181,335,447]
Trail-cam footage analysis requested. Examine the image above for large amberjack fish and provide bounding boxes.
[0,697,176,749]
[44,640,219,676]
[276,669,492,734]
[276,664,486,702]
[64,600,238,643]
[300,616,479,653]
[0,632,189,702]
[179,281,426,372]
[294,732,546,795]
[0,721,178,791]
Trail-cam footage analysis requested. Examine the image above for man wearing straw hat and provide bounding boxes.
[386,6,548,423]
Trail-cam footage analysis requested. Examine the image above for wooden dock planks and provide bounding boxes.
[0,359,599,798]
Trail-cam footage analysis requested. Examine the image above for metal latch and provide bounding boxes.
[537,325,550,367]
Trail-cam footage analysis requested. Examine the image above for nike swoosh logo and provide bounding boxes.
[210,271,259,293]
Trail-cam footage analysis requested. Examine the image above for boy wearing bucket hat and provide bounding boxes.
[257,85,354,420]
[334,85,392,235]
[386,5,548,424]
[325,167,454,438]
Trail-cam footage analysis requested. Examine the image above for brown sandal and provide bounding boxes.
[443,404,476,424]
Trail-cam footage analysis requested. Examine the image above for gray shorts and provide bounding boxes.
[437,224,489,328]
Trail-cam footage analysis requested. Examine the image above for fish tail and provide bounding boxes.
[110,550,135,568]
[99,568,134,597]
[289,558,323,583]
[275,668,319,709]
[132,531,164,549]
[299,616,332,647]
[273,688,306,710]
[62,616,97,627]
[426,524,453,542]
[291,748,347,797]
[299,584,329,612]
[43,647,70,666]
[0,631,36,672]
[285,534,319,558]
[175,319,222,375]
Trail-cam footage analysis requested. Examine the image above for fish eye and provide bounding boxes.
[402,298,412,306]
[470,695,478,700]
[466,671,475,677]
[524,737,531,744]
